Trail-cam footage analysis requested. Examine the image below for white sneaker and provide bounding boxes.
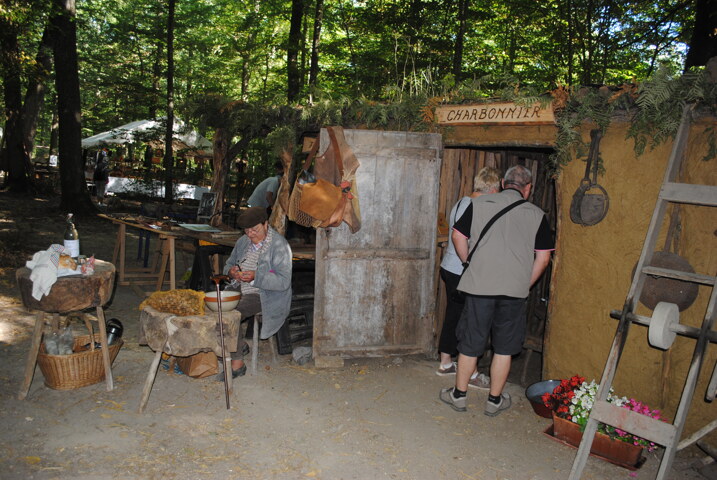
[435,362,457,376]
[468,373,490,390]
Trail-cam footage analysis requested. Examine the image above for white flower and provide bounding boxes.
[568,379,623,424]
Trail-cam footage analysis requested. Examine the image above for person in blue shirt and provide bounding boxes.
[247,161,284,210]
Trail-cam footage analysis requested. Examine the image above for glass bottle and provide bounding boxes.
[63,213,80,258]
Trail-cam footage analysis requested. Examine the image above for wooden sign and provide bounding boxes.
[435,101,555,126]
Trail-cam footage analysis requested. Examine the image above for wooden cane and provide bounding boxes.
[211,275,231,409]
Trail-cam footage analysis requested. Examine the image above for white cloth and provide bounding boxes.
[26,244,65,301]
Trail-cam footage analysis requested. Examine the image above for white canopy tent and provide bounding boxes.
[81,117,212,156]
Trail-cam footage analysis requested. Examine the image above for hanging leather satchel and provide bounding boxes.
[287,136,343,227]
[315,126,360,230]
[300,178,343,221]
[287,126,360,231]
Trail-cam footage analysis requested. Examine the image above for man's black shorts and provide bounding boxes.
[456,295,527,357]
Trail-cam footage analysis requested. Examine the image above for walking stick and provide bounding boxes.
[211,275,231,410]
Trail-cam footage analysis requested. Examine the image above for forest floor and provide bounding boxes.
[0,191,714,480]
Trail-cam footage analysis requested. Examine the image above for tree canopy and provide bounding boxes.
[0,0,713,203]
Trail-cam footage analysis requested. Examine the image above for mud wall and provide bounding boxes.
[546,118,717,436]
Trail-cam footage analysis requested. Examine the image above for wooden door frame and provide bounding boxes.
[434,147,557,365]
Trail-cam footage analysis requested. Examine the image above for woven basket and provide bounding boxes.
[37,327,123,390]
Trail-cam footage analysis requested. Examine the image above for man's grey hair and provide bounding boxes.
[504,165,532,188]
[474,167,502,193]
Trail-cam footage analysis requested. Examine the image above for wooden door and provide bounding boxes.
[313,129,443,358]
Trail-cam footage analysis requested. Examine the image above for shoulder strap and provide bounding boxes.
[462,199,528,270]
[326,126,345,177]
[301,136,320,171]
[301,127,345,177]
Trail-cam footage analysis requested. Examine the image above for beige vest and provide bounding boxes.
[457,189,545,298]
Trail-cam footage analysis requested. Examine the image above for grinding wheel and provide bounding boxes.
[637,251,699,311]
[648,301,679,349]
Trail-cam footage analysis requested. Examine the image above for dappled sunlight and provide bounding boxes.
[0,294,34,345]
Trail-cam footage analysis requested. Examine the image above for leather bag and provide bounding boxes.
[288,126,361,232]
[314,126,361,232]
[287,139,337,228]
[300,178,343,221]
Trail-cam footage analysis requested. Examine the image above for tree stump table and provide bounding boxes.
[137,306,242,413]
[16,260,116,399]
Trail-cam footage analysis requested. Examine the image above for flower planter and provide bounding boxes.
[549,413,645,470]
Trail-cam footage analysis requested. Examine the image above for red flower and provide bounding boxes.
[542,374,584,419]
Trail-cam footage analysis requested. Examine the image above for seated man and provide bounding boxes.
[219,207,292,380]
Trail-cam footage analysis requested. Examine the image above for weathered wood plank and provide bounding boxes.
[313,129,442,357]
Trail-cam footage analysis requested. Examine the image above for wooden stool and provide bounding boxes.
[250,314,279,376]
[16,260,116,400]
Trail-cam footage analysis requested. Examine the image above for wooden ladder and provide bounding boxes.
[569,105,717,480]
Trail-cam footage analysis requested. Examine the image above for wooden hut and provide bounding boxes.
[436,100,717,439]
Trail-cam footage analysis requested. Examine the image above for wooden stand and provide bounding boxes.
[16,260,116,399]
[99,214,178,293]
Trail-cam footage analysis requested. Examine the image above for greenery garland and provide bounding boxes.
[550,67,717,175]
[192,69,716,180]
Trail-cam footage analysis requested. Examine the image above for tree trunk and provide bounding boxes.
[0,19,32,192]
[308,0,325,97]
[208,130,258,227]
[684,0,717,70]
[209,128,230,227]
[49,108,59,156]
[241,0,263,101]
[566,0,574,86]
[22,26,54,161]
[163,0,175,204]
[52,0,95,214]
[287,0,305,103]
[150,45,163,119]
[452,0,468,83]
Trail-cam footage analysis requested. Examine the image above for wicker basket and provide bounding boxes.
[287,181,323,228]
[37,322,123,390]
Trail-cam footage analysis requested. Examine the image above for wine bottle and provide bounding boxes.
[63,213,80,258]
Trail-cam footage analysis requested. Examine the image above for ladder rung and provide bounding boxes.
[610,310,717,342]
[591,400,677,446]
[642,266,716,286]
[660,183,717,206]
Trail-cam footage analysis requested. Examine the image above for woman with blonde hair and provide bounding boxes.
[436,166,501,389]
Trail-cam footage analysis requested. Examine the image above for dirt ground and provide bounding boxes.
[0,192,714,480]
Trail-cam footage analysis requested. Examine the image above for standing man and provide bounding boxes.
[439,165,554,416]
[247,160,284,211]
[93,148,110,205]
